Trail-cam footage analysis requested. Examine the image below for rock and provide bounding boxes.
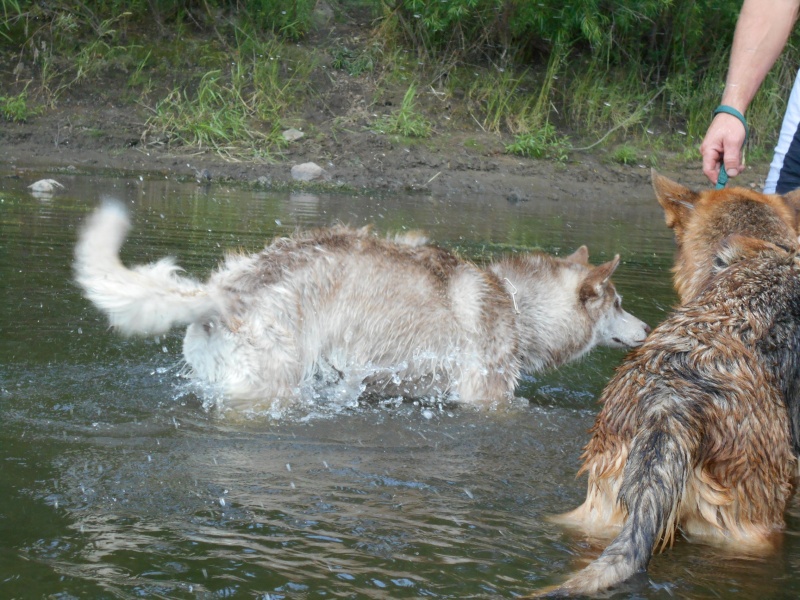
[282,128,305,142]
[28,179,65,193]
[291,162,329,182]
[506,190,529,204]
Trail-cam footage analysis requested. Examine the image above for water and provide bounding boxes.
[2,169,800,598]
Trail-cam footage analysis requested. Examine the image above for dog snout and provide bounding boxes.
[612,321,651,348]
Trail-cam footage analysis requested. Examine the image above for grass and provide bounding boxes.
[373,84,432,138]
[2,1,799,163]
[459,67,535,134]
[331,44,377,76]
[611,144,639,165]
[145,66,285,158]
[506,123,571,161]
[140,26,317,158]
[0,90,38,121]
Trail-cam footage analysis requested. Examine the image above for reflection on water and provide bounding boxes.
[2,169,798,598]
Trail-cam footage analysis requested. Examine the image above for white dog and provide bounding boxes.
[74,203,649,412]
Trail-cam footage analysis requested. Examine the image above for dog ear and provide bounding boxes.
[780,188,800,226]
[713,234,793,270]
[579,255,620,302]
[565,245,589,265]
[651,169,699,232]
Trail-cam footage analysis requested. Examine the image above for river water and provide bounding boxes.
[2,169,799,598]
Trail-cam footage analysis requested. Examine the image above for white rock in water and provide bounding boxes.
[28,179,65,192]
[282,128,305,142]
[291,162,329,182]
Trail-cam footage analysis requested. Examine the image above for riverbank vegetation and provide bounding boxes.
[2,0,797,165]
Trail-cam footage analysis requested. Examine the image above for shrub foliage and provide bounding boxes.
[2,0,799,156]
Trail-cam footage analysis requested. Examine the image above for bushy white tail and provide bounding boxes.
[74,202,218,335]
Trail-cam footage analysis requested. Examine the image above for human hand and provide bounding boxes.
[700,112,747,186]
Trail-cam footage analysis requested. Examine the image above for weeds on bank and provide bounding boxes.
[4,0,800,161]
[3,2,319,157]
[611,144,639,165]
[147,70,261,154]
[143,27,316,158]
[506,124,571,161]
[373,84,431,138]
[69,12,132,86]
[331,45,377,76]
[0,90,38,121]
[460,68,535,133]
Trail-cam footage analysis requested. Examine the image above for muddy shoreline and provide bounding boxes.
[0,102,766,199]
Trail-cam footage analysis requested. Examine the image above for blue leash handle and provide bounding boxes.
[713,105,749,189]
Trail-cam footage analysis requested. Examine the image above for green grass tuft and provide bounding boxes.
[611,144,639,165]
[506,124,571,161]
[374,84,432,138]
[0,91,38,122]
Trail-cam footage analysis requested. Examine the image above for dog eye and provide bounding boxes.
[614,297,621,309]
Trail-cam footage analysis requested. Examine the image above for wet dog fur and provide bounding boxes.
[654,171,800,454]
[652,169,800,303]
[534,235,800,597]
[74,203,649,412]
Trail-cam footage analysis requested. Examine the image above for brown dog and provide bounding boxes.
[652,170,800,303]
[535,235,800,596]
[653,171,800,454]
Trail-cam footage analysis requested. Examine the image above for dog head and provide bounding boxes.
[493,249,650,372]
[652,169,800,302]
[574,253,651,349]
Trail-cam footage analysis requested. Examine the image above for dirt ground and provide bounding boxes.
[0,63,767,199]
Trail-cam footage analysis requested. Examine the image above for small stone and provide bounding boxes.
[291,162,329,182]
[506,190,529,204]
[282,128,305,142]
[28,179,64,193]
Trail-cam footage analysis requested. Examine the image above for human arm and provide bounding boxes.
[700,0,800,185]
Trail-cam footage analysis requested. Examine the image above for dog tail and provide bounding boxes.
[74,202,219,336]
[544,407,697,597]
